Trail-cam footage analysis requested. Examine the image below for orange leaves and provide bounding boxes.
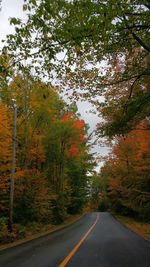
[61,112,73,123]
[62,113,85,142]
[61,113,85,132]
[27,134,45,165]
[30,99,41,110]
[0,74,92,229]
[0,102,12,165]
[113,120,150,168]
[79,134,86,142]
[0,102,12,213]
[72,119,85,130]
[67,145,79,158]
[101,119,150,219]
[61,113,86,158]
[15,169,26,179]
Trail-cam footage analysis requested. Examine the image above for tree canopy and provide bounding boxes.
[4,0,150,136]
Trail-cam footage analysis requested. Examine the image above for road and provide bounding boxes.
[0,212,150,267]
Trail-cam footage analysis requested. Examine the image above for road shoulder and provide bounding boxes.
[114,214,150,241]
[0,213,85,251]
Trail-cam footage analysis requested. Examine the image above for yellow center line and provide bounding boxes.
[58,213,99,267]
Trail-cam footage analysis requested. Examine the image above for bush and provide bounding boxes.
[0,217,9,243]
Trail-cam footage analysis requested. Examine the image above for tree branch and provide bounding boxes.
[118,25,150,32]
[97,72,150,88]
[122,14,150,53]
[127,72,149,99]
[131,31,150,53]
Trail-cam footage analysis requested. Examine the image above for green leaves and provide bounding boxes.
[23,4,28,11]
[30,0,37,5]
[3,0,149,138]
[0,69,94,228]
[10,18,21,25]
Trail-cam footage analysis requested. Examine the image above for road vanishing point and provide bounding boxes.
[0,212,150,267]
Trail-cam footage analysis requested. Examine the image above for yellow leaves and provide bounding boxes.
[0,102,12,212]
[15,169,26,179]
[0,102,12,163]
[109,178,122,192]
[30,99,41,109]
[114,120,150,169]
[27,134,45,164]
[0,74,92,227]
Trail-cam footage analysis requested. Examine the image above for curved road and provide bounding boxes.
[0,212,150,267]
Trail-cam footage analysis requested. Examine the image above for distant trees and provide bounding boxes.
[97,120,150,221]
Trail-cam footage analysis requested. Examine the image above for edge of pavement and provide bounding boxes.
[0,213,86,252]
[112,213,150,243]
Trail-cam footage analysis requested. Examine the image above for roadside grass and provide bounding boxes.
[115,215,150,241]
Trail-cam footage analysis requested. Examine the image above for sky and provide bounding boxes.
[0,0,110,171]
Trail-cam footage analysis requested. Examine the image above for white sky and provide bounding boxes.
[0,0,110,171]
[0,0,25,46]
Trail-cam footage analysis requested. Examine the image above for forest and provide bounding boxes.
[0,69,96,242]
[0,0,150,243]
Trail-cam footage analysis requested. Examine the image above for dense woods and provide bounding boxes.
[95,120,150,221]
[0,0,150,243]
[0,72,94,242]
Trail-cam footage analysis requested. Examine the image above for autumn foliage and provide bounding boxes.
[98,120,150,221]
[0,103,12,213]
[0,75,93,242]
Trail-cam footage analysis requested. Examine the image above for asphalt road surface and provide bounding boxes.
[0,212,150,267]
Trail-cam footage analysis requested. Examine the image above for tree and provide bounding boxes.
[0,60,95,238]
[0,102,12,217]
[11,77,65,224]
[44,110,92,221]
[5,0,150,135]
[100,119,150,221]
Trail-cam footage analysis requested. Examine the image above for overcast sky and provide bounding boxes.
[0,0,110,171]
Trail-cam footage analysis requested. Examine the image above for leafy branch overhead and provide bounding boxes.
[4,0,150,136]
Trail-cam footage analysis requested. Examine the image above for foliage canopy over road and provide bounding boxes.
[4,0,150,136]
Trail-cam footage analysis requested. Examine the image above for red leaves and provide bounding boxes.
[79,134,86,142]
[72,119,85,130]
[61,113,86,158]
[62,113,85,131]
[67,145,79,158]
[61,112,73,123]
